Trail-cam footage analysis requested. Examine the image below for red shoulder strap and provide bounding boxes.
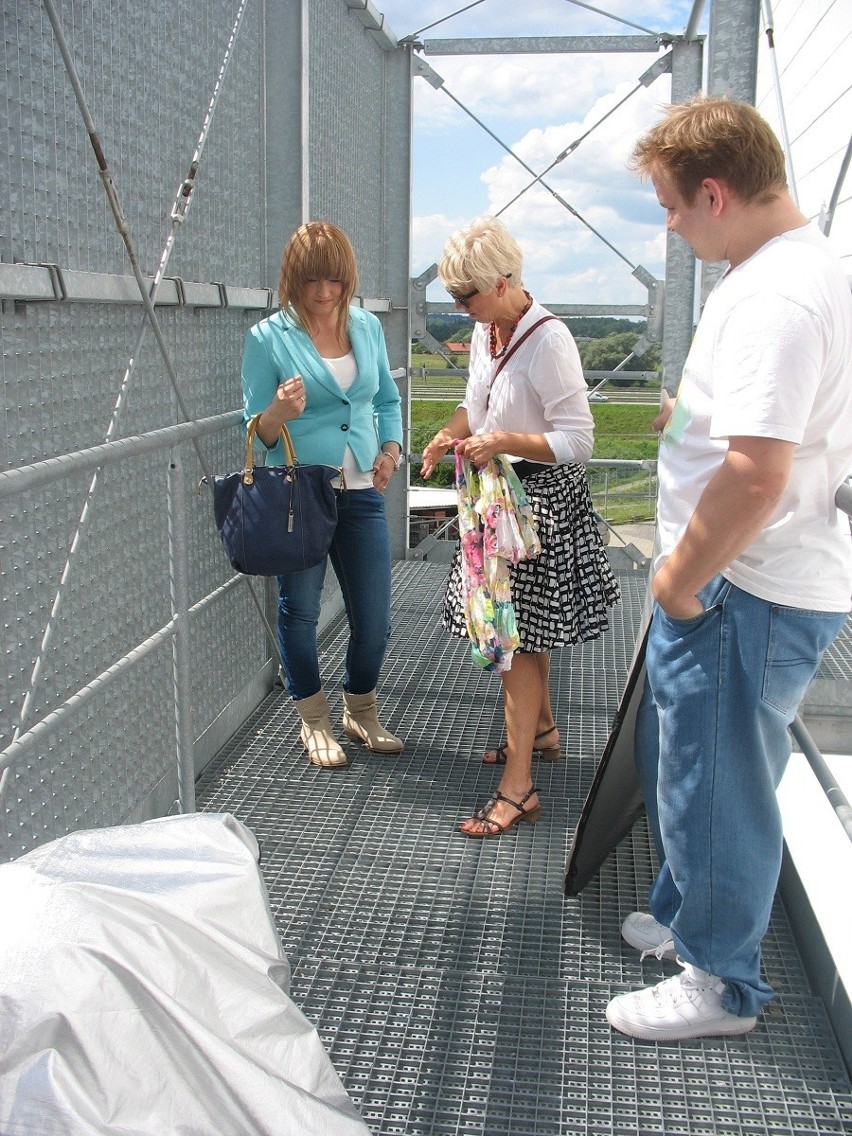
[493,316,560,378]
[485,315,560,409]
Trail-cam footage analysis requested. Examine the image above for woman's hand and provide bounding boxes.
[420,431,454,480]
[421,408,472,478]
[455,432,505,467]
[372,451,398,493]
[254,376,307,448]
[274,376,307,422]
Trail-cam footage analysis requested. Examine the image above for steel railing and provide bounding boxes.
[0,411,276,827]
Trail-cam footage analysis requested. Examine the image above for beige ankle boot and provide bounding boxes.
[295,691,347,768]
[342,689,403,753]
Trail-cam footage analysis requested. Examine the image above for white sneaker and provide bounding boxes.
[621,911,677,961]
[606,961,758,1041]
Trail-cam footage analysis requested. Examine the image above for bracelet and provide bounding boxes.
[380,450,402,471]
[373,452,396,475]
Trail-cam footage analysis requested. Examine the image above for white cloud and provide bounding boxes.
[414,74,672,304]
[411,212,468,279]
[386,0,852,303]
[413,52,669,134]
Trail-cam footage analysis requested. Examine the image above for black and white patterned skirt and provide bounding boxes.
[442,463,621,652]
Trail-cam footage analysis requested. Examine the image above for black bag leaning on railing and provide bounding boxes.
[206,414,339,576]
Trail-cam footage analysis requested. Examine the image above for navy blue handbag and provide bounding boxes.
[210,415,339,575]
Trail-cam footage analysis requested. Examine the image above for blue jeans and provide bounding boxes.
[276,488,392,700]
[635,576,845,1017]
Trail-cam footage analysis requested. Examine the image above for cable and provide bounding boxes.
[561,0,659,37]
[409,0,487,40]
[435,81,638,271]
[433,51,670,269]
[761,0,799,205]
[2,0,268,806]
[822,132,852,237]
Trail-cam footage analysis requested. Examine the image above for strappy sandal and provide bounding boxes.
[460,786,542,838]
[482,727,560,765]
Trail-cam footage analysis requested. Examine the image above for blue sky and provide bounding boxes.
[375,1,704,307]
[374,0,851,309]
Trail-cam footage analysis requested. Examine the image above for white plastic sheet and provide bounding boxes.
[0,813,370,1136]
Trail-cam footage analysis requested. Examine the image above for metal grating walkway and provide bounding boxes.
[197,562,852,1136]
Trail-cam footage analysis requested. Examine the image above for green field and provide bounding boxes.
[410,401,658,461]
[410,401,659,523]
[411,353,465,370]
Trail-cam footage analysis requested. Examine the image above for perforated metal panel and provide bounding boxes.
[1,1,263,281]
[308,0,391,291]
[0,0,411,859]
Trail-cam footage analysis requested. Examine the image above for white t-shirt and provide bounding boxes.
[657,223,852,612]
[463,298,594,465]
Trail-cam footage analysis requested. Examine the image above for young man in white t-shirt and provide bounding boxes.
[606,96,852,1041]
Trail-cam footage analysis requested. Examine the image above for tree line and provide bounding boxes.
[416,316,661,377]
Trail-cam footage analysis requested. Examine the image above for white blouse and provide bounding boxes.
[462,298,594,465]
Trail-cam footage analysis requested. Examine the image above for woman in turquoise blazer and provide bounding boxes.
[242,222,404,768]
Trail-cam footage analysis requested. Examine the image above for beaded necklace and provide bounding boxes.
[489,291,533,358]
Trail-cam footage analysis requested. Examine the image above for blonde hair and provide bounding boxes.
[630,95,787,205]
[438,216,524,296]
[278,221,358,340]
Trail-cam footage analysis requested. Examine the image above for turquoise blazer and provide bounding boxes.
[241,306,403,470]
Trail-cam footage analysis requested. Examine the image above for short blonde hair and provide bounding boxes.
[278,221,358,340]
[438,216,524,296]
[630,95,787,205]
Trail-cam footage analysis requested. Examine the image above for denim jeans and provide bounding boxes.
[276,487,392,700]
[635,575,846,1017]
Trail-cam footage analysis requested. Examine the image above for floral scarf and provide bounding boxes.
[454,450,541,672]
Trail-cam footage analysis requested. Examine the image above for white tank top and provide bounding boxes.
[321,352,373,490]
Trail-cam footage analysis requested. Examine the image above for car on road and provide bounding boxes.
[588,391,609,402]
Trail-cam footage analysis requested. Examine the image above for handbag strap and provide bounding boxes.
[486,315,560,408]
[244,413,297,483]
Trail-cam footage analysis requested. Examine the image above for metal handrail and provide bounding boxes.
[789,716,852,843]
[1,411,275,816]
[793,478,852,843]
[0,411,240,499]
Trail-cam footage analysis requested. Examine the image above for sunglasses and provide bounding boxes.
[448,274,511,309]
[449,287,478,309]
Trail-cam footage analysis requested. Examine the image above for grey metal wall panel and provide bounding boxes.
[2,2,260,282]
[0,0,412,861]
[308,0,392,295]
[1,0,266,860]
